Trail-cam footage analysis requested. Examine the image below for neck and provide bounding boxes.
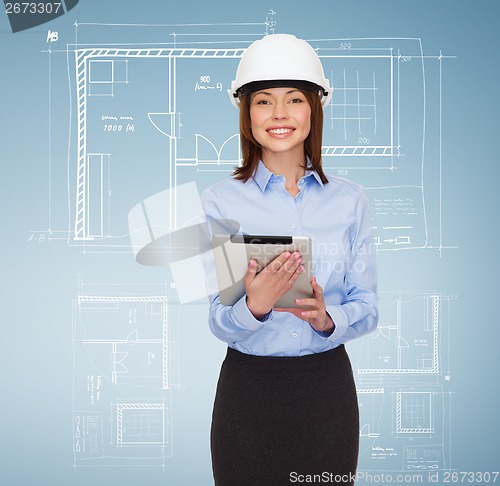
[261,146,306,187]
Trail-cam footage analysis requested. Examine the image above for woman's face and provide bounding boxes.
[249,87,311,161]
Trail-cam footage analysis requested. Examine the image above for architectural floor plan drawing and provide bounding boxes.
[34,13,455,258]
[347,291,453,471]
[355,384,449,471]
[356,293,442,374]
[72,283,178,467]
[30,11,456,473]
[77,295,168,388]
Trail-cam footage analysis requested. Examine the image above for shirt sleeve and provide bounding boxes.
[324,186,378,344]
[201,187,272,345]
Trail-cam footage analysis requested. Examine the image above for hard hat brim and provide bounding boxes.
[235,79,327,98]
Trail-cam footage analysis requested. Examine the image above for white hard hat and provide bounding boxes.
[229,34,332,109]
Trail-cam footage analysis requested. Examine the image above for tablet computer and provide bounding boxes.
[211,234,313,308]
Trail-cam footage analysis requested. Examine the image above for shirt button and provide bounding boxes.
[292,224,297,229]
[292,332,298,338]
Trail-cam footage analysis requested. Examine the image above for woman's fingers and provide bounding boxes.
[261,251,303,288]
[243,258,259,286]
[300,309,320,320]
[276,252,303,282]
[266,251,300,272]
[266,251,292,273]
[311,277,324,297]
[296,280,325,308]
[295,297,319,307]
[275,278,333,332]
[274,307,308,319]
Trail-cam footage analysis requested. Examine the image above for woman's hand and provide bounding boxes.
[244,251,304,319]
[275,277,335,334]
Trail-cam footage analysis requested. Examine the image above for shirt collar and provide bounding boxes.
[304,166,325,187]
[252,160,274,192]
[252,159,324,192]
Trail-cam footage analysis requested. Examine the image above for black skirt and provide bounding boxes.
[211,345,359,486]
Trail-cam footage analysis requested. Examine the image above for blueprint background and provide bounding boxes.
[1,0,499,484]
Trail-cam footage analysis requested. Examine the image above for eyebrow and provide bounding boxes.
[254,89,301,96]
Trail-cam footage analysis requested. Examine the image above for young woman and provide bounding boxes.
[201,34,378,486]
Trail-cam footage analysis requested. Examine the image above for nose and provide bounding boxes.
[272,99,288,120]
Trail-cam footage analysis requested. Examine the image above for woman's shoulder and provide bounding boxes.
[204,176,243,191]
[322,173,366,198]
[202,176,253,200]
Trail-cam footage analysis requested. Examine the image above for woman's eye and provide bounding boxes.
[256,99,270,105]
[290,98,303,103]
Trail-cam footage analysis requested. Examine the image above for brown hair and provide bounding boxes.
[232,89,329,184]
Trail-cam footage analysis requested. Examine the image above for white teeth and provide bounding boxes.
[268,128,293,135]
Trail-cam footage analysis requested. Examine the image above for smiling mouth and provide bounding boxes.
[267,127,294,135]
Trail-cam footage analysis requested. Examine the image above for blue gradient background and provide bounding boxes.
[1,0,499,485]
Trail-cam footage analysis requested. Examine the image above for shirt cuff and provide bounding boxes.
[321,305,348,341]
[231,295,272,331]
